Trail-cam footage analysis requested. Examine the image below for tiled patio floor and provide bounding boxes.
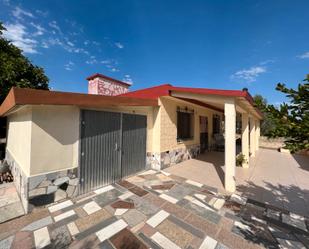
[1,170,309,249]
[165,148,309,216]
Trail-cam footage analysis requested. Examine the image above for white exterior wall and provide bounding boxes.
[30,106,80,175]
[6,106,32,176]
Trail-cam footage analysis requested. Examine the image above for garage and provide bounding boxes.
[79,110,147,194]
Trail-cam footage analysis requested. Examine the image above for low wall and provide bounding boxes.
[147,144,200,170]
[259,136,285,150]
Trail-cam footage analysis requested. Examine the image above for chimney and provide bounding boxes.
[86,73,131,96]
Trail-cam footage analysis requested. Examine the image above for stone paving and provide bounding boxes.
[0,170,309,249]
[0,183,24,223]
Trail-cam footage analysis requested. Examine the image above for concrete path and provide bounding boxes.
[0,170,309,249]
[0,183,24,223]
[165,148,309,216]
[236,149,309,217]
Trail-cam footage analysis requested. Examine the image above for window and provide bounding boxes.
[213,114,221,134]
[177,108,194,141]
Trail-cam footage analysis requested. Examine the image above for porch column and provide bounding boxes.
[224,99,236,192]
[255,120,260,151]
[249,116,256,157]
[241,113,249,168]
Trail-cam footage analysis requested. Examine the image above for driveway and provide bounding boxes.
[0,170,308,249]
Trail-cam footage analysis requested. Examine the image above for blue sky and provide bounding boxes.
[1,0,308,104]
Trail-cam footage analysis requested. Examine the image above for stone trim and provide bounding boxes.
[6,150,79,213]
[146,144,200,170]
[5,150,29,212]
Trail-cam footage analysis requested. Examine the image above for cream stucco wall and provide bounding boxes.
[158,96,224,153]
[6,98,226,176]
[30,105,80,175]
[6,106,32,176]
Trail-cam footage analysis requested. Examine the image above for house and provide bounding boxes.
[0,73,262,212]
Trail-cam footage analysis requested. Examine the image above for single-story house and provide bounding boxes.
[0,73,262,212]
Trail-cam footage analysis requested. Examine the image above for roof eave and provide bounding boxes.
[0,87,158,116]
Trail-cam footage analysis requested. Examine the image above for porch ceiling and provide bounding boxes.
[170,90,262,119]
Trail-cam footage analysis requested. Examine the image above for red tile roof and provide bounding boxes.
[120,84,262,118]
[121,84,253,103]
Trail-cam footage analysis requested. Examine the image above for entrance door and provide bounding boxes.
[200,116,208,153]
[80,110,147,194]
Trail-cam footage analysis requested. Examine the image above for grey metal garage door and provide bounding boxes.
[79,110,147,194]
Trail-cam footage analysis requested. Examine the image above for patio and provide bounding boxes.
[164,148,309,216]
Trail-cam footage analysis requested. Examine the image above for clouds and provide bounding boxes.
[297,51,309,59]
[12,6,34,19]
[48,21,61,34]
[1,4,127,74]
[3,23,38,53]
[115,42,124,49]
[30,22,45,36]
[64,61,74,71]
[123,74,133,84]
[231,66,266,83]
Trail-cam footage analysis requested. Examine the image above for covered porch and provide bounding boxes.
[169,88,263,192]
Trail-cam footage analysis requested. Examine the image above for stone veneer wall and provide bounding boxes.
[6,150,79,213]
[147,144,200,170]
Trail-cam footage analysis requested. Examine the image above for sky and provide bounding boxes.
[0,0,309,104]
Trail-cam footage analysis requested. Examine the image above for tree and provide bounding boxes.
[265,75,309,153]
[0,22,49,103]
[253,94,276,136]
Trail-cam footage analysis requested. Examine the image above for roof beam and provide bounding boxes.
[171,91,234,105]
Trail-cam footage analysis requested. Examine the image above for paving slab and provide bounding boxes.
[0,201,25,223]
[75,216,118,241]
[138,232,161,249]
[21,216,53,231]
[93,189,122,207]
[184,200,221,224]
[96,219,127,242]
[168,215,204,239]
[146,210,170,228]
[75,208,111,232]
[151,232,181,249]
[10,231,33,249]
[282,213,307,231]
[122,209,147,227]
[50,225,72,248]
[34,226,50,249]
[111,200,134,209]
[83,201,101,215]
[0,235,14,249]
[156,219,196,248]
[129,195,159,217]
[166,184,193,200]
[109,228,148,249]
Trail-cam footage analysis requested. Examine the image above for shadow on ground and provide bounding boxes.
[237,181,309,216]
[292,153,309,172]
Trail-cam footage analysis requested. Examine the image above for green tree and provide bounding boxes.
[265,75,309,153]
[0,22,49,103]
[253,94,276,136]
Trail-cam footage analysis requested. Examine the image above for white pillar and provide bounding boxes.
[255,120,260,151]
[241,113,249,168]
[224,100,236,192]
[249,117,256,157]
